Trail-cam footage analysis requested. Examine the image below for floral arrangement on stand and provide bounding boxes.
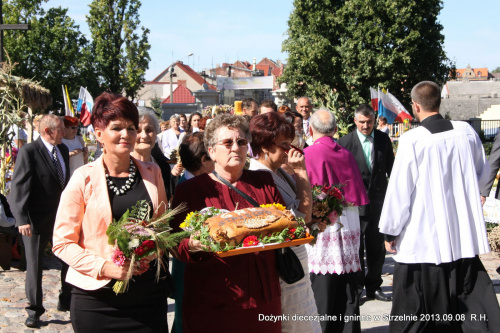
[106,200,188,294]
[202,104,234,118]
[310,184,347,245]
[180,203,307,253]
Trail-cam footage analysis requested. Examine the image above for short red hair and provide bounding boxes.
[91,92,139,130]
[250,113,294,157]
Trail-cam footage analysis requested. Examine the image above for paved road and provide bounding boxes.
[0,253,498,332]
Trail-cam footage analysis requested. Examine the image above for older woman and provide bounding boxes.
[161,114,183,160]
[132,107,171,199]
[249,112,321,333]
[52,92,169,332]
[172,114,284,333]
[62,116,88,176]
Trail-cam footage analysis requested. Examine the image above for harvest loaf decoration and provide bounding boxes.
[207,207,298,246]
[180,204,309,253]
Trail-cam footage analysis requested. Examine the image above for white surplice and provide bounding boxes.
[379,120,491,264]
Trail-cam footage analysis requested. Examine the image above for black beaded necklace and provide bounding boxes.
[105,159,136,196]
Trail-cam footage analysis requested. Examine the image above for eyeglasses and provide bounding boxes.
[216,138,248,148]
[66,126,78,129]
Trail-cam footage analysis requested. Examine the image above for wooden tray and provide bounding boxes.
[216,233,314,258]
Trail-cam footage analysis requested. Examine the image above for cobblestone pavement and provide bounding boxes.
[0,253,498,332]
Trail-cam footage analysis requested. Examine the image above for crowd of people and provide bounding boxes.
[2,81,500,333]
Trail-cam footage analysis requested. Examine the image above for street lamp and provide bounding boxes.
[169,53,194,104]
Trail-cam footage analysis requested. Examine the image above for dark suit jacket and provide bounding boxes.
[481,131,500,199]
[338,129,394,219]
[9,137,70,235]
[151,143,171,200]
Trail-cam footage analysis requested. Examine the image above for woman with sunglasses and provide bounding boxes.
[171,114,285,333]
[62,116,88,177]
[248,112,320,333]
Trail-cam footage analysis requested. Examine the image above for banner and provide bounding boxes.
[216,76,274,90]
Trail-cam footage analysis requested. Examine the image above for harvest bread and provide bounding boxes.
[206,207,298,246]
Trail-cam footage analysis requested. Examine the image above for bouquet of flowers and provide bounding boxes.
[310,184,346,245]
[180,203,306,253]
[106,200,188,294]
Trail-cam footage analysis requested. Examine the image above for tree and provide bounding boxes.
[3,1,97,111]
[492,67,500,73]
[150,95,162,115]
[281,0,451,113]
[87,0,151,99]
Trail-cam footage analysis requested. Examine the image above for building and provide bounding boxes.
[451,64,494,81]
[440,80,500,120]
[136,61,216,107]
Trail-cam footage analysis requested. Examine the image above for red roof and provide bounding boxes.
[162,85,196,104]
[152,61,216,90]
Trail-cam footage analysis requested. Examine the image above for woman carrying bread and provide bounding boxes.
[249,112,321,333]
[52,92,170,332]
[171,114,285,333]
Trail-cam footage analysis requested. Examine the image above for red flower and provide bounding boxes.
[243,235,259,247]
[141,240,155,251]
[332,188,343,200]
[135,246,146,256]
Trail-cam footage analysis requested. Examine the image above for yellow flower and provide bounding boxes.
[260,203,286,211]
[185,211,195,222]
[180,221,189,229]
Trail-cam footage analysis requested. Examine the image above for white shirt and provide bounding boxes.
[40,136,67,180]
[161,129,181,158]
[379,121,490,264]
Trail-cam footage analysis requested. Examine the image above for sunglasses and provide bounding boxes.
[216,138,248,148]
[274,143,304,154]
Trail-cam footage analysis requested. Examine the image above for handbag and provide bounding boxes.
[212,171,305,284]
[276,246,305,284]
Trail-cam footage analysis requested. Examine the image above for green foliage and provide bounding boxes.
[491,67,500,73]
[3,1,98,111]
[150,95,163,115]
[483,142,493,157]
[281,0,451,115]
[87,0,151,99]
[320,89,354,137]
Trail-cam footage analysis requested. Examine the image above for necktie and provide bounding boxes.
[366,135,375,171]
[52,147,65,187]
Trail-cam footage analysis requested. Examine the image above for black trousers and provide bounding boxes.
[23,232,51,317]
[310,272,361,333]
[357,216,386,294]
[23,233,72,317]
[390,256,500,333]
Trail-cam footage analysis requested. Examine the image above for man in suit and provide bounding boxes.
[296,96,313,145]
[481,131,500,204]
[338,104,394,302]
[9,114,71,328]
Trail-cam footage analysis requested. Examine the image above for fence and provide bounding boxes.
[387,122,421,139]
[480,120,500,140]
[387,119,500,141]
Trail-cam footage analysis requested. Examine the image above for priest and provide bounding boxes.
[304,109,369,333]
[379,81,500,332]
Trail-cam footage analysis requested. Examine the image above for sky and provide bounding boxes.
[43,0,500,81]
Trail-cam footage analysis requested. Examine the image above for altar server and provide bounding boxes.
[379,81,500,333]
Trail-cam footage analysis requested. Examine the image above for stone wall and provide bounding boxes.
[161,103,200,120]
[440,98,500,120]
